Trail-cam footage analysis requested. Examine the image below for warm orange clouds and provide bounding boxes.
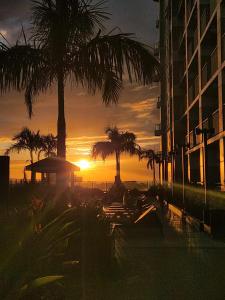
[1,84,160,182]
[0,0,160,182]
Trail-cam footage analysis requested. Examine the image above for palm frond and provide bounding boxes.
[6,127,42,156]
[92,141,114,160]
[139,149,156,169]
[102,71,122,105]
[71,32,159,105]
[105,126,120,141]
[25,65,54,117]
[5,143,27,155]
[0,44,47,96]
[32,0,109,49]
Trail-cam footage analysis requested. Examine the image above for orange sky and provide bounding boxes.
[0,84,160,182]
[0,0,160,183]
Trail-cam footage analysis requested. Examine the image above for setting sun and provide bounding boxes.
[75,159,91,170]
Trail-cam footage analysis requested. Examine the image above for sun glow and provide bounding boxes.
[75,159,91,170]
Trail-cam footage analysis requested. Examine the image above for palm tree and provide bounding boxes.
[139,149,157,184]
[92,127,140,184]
[0,0,159,160]
[5,127,41,182]
[37,134,57,160]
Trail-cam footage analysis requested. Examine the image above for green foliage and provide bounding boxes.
[0,204,79,299]
[1,184,113,299]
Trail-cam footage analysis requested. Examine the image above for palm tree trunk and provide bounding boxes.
[30,151,36,183]
[57,69,66,159]
[37,150,42,161]
[115,151,121,184]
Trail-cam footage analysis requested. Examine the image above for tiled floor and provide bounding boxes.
[109,207,225,300]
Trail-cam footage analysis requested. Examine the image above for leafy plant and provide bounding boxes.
[0,206,80,299]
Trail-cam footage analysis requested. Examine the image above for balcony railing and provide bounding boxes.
[187,109,219,149]
[202,108,219,137]
[189,128,201,148]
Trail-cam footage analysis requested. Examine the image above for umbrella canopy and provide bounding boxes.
[25,157,80,174]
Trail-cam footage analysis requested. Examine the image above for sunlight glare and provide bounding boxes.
[76,159,91,170]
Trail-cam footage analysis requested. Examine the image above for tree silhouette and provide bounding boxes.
[0,0,159,159]
[92,127,140,184]
[5,127,41,182]
[38,134,57,160]
[139,149,157,184]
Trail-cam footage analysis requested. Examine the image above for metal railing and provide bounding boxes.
[187,108,219,149]
[188,125,202,149]
[202,108,219,137]
[9,180,152,191]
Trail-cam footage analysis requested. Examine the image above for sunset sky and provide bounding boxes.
[0,0,160,182]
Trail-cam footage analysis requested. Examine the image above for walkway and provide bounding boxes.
[109,206,225,300]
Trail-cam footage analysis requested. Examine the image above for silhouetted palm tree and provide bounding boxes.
[37,134,57,160]
[92,127,140,184]
[0,0,159,159]
[5,127,41,182]
[139,149,157,184]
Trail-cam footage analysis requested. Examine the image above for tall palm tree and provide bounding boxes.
[37,134,57,160]
[5,127,41,182]
[139,149,157,184]
[92,127,140,184]
[0,0,159,160]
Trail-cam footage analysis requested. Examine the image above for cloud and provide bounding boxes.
[0,0,160,181]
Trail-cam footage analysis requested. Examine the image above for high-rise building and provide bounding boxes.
[155,0,225,190]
